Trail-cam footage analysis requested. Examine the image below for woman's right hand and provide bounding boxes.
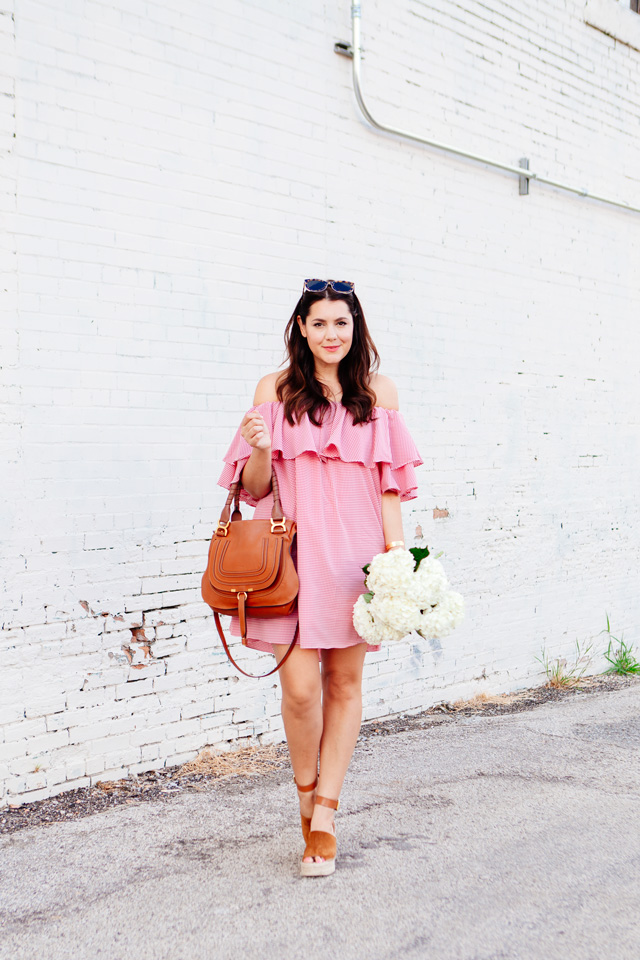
[240,409,272,451]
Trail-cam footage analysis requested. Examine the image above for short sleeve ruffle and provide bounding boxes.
[217,401,423,504]
[378,461,420,502]
[217,442,260,508]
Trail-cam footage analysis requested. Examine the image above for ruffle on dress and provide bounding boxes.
[217,400,423,505]
[217,455,258,507]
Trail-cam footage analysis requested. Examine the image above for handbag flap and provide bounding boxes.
[207,519,291,592]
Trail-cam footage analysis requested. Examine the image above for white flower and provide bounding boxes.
[366,549,415,598]
[408,556,449,606]
[352,594,406,643]
[416,591,465,639]
[352,594,378,643]
[352,546,465,645]
[369,593,420,635]
[374,620,406,643]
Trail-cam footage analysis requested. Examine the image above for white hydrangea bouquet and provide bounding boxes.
[352,546,465,644]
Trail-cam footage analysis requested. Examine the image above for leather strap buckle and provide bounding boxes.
[216,520,230,537]
[270,517,287,533]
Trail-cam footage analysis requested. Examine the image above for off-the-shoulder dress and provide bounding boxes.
[217,400,423,654]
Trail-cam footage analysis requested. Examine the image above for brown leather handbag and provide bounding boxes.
[201,468,299,677]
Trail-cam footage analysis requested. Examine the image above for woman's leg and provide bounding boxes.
[273,644,323,820]
[305,642,367,861]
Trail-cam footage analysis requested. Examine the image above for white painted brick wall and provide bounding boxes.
[1,0,639,806]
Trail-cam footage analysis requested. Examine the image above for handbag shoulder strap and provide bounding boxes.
[213,612,298,678]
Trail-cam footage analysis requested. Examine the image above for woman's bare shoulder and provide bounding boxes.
[370,373,399,410]
[253,371,286,404]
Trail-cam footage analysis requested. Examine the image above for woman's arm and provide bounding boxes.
[373,374,405,550]
[240,445,272,502]
[237,374,278,501]
[381,492,404,550]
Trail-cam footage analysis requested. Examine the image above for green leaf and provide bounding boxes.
[363,592,373,604]
[409,545,430,571]
[362,563,371,577]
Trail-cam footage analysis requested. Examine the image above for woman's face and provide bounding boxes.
[297,298,354,370]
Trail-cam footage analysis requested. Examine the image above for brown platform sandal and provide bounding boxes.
[300,795,339,877]
[294,774,318,845]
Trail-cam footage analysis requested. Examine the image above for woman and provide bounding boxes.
[217,279,423,876]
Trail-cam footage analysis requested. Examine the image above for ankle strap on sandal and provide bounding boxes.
[294,774,318,792]
[315,795,339,811]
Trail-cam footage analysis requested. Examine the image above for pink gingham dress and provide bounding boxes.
[217,400,423,653]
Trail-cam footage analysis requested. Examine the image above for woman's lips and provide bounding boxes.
[323,345,340,351]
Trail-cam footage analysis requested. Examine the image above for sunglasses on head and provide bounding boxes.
[303,278,355,294]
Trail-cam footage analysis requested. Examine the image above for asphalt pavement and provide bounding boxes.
[1,683,639,960]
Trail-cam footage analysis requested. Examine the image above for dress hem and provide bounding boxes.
[242,637,381,655]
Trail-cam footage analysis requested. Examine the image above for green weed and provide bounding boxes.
[599,613,640,676]
[536,638,594,688]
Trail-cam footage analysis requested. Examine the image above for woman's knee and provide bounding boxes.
[322,669,362,702]
[280,662,321,716]
[282,680,320,716]
[277,647,321,716]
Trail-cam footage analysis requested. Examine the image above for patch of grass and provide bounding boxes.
[177,744,288,779]
[536,638,594,688]
[600,613,640,676]
[451,691,529,710]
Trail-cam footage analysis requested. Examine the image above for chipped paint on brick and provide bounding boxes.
[122,627,155,669]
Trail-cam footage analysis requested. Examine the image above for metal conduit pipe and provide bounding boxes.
[335,2,640,216]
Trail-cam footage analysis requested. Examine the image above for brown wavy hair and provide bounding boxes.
[276,287,380,426]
